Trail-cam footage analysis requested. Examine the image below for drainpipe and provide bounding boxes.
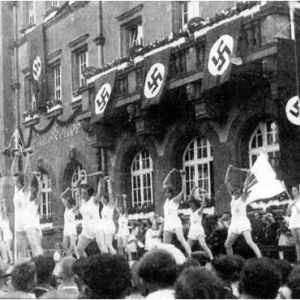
[97,1,104,67]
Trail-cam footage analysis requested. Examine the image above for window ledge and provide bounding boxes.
[40,222,53,230]
[71,94,83,109]
[178,207,215,216]
[24,114,40,127]
[46,105,63,118]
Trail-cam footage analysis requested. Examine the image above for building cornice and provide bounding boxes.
[116,4,143,22]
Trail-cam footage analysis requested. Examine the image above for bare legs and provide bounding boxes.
[104,233,116,254]
[291,228,300,260]
[188,236,213,260]
[76,235,92,258]
[95,230,109,254]
[26,227,43,257]
[16,231,28,260]
[225,231,261,258]
[117,236,128,257]
[163,229,191,257]
[63,234,77,256]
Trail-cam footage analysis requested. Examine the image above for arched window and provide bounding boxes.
[39,172,52,222]
[131,150,153,207]
[183,136,213,200]
[71,164,87,202]
[249,121,280,169]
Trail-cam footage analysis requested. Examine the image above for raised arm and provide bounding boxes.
[106,176,115,207]
[10,152,20,177]
[162,168,177,189]
[224,165,234,195]
[241,171,252,202]
[94,175,104,204]
[23,153,32,193]
[60,187,70,208]
[173,170,186,204]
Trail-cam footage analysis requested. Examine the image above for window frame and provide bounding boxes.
[53,62,62,100]
[130,150,153,208]
[39,172,53,223]
[72,45,88,90]
[183,136,214,201]
[248,121,280,169]
[71,165,87,202]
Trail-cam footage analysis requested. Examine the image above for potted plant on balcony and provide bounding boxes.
[46,99,63,117]
[23,109,39,125]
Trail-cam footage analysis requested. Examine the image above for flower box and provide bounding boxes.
[46,105,63,118]
[24,113,39,127]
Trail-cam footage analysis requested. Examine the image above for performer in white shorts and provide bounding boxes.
[99,176,117,254]
[60,188,77,256]
[116,194,129,257]
[24,152,44,257]
[10,151,31,260]
[187,186,213,260]
[286,185,300,260]
[0,200,13,264]
[75,173,108,258]
[162,169,191,257]
[224,166,261,257]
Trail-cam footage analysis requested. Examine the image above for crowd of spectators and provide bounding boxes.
[0,247,299,299]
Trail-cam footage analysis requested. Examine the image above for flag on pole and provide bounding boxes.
[245,153,289,210]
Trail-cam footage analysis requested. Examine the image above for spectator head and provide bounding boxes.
[211,255,239,283]
[137,249,177,292]
[33,255,55,285]
[231,254,246,281]
[191,251,211,267]
[175,266,228,299]
[13,172,25,189]
[11,261,36,292]
[74,254,131,299]
[80,184,94,200]
[60,256,76,280]
[239,258,281,299]
[66,197,76,209]
[178,258,200,274]
[287,265,300,299]
[272,259,292,286]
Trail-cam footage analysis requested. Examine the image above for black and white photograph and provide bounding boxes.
[0,0,299,298]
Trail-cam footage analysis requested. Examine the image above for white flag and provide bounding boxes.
[246,153,286,206]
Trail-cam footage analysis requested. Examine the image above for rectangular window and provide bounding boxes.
[51,1,58,7]
[40,173,52,223]
[78,51,87,87]
[182,1,200,28]
[72,46,88,90]
[121,17,143,57]
[26,1,36,26]
[53,63,61,100]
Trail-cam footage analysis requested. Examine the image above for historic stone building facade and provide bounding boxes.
[1,1,299,251]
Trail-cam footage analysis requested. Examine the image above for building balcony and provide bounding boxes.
[23,111,40,127]
[46,99,63,118]
[86,2,291,120]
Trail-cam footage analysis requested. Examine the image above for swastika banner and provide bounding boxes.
[27,24,47,111]
[277,38,300,185]
[201,18,241,92]
[90,69,117,124]
[142,48,171,109]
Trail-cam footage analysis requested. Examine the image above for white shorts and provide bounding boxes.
[102,221,115,235]
[63,225,77,237]
[164,217,182,232]
[188,224,206,240]
[228,218,251,235]
[81,222,100,240]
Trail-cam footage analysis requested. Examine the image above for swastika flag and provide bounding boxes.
[201,18,241,92]
[28,24,47,111]
[142,48,171,109]
[277,38,300,185]
[91,69,117,124]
